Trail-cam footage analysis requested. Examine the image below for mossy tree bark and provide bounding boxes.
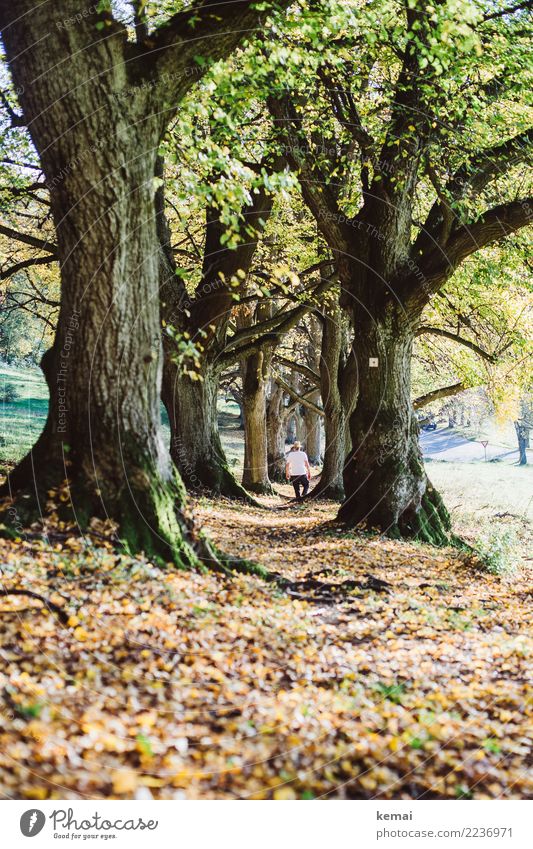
[0,0,283,562]
[161,359,248,498]
[337,303,450,543]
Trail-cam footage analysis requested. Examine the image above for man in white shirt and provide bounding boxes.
[285,441,311,500]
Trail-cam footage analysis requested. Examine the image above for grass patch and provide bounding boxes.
[0,364,48,463]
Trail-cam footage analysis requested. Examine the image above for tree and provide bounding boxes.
[269,0,532,541]
[158,159,279,498]
[314,298,357,499]
[0,0,289,563]
[273,296,358,500]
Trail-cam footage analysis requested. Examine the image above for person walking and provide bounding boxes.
[285,441,311,500]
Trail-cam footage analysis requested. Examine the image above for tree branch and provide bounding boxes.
[141,1,288,107]
[223,273,336,356]
[413,382,466,409]
[274,375,324,416]
[419,129,533,247]
[273,354,320,386]
[0,224,57,254]
[481,1,532,22]
[406,197,533,305]
[0,254,56,280]
[0,588,68,625]
[0,88,25,127]
[443,197,533,269]
[417,326,498,362]
[268,93,351,252]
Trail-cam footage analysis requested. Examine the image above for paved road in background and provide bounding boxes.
[419,427,531,464]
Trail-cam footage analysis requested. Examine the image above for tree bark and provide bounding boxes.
[312,305,356,501]
[158,194,251,500]
[0,5,194,563]
[337,304,450,544]
[303,316,322,464]
[413,382,465,409]
[267,381,287,482]
[318,409,348,501]
[304,396,322,464]
[160,357,248,498]
[292,408,306,442]
[241,349,273,494]
[269,48,532,542]
[158,171,277,497]
[515,422,528,466]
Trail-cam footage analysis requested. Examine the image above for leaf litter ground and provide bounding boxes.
[0,497,531,800]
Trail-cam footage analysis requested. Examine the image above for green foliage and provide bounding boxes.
[135,733,154,758]
[16,701,44,719]
[164,325,205,381]
[476,528,518,575]
[455,784,474,800]
[482,737,502,754]
[374,681,406,704]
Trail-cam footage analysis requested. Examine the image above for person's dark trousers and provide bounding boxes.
[291,474,309,500]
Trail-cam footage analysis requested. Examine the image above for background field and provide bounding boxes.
[0,364,48,465]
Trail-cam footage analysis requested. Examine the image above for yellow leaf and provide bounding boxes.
[273,787,297,800]
[112,769,138,795]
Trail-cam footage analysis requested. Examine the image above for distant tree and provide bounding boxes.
[0,381,19,403]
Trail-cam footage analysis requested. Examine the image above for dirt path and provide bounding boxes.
[0,499,531,800]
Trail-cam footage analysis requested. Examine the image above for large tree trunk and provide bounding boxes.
[318,409,348,500]
[304,316,322,464]
[241,350,273,494]
[0,5,200,564]
[158,184,249,499]
[293,409,306,442]
[158,202,250,501]
[338,305,450,543]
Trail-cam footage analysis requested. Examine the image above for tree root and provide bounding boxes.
[215,466,265,508]
[397,483,451,546]
[0,589,69,624]
[194,533,276,581]
[244,481,276,497]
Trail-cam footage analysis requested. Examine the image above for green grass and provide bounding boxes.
[0,364,48,463]
[0,364,175,466]
[427,461,532,521]
[218,398,245,470]
[426,460,532,562]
